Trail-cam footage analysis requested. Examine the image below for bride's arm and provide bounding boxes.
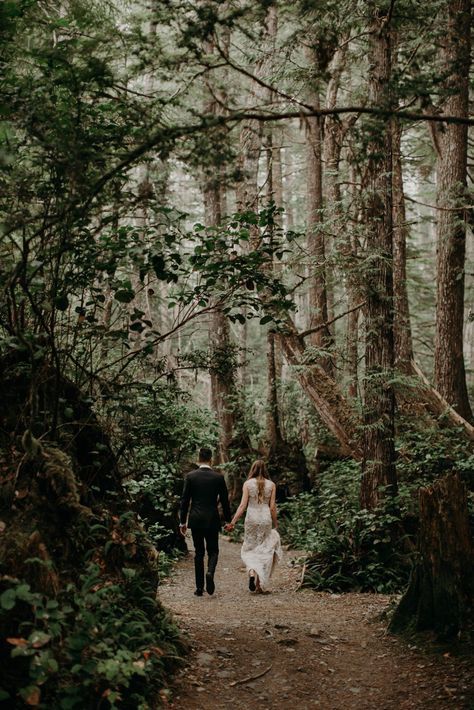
[227,483,249,528]
[270,483,278,528]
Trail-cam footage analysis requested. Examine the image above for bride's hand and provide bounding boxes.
[224,522,235,532]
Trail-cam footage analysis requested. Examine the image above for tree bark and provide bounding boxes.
[359,5,397,510]
[322,44,361,396]
[266,330,284,456]
[265,131,284,455]
[392,118,414,368]
[305,48,334,373]
[433,0,473,422]
[345,160,363,399]
[390,473,474,637]
[203,38,238,466]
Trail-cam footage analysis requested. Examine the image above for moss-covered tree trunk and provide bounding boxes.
[390,473,474,637]
[359,2,397,510]
[433,0,472,423]
[305,44,334,376]
[392,117,414,370]
[202,39,245,472]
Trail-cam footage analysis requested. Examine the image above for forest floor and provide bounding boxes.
[159,537,474,710]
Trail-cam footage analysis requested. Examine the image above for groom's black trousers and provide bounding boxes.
[191,527,219,591]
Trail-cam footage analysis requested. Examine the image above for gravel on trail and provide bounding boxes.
[158,536,473,710]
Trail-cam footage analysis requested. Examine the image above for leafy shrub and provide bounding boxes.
[396,417,474,482]
[0,564,181,709]
[118,383,219,550]
[279,421,474,594]
[279,461,412,593]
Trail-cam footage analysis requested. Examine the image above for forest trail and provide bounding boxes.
[159,538,473,710]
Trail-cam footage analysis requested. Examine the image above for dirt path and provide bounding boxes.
[159,537,473,710]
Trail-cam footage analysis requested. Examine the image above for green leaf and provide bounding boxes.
[29,631,51,648]
[60,696,79,709]
[151,254,166,279]
[259,315,273,325]
[12,644,35,658]
[54,294,69,311]
[0,589,16,610]
[114,289,135,303]
[14,584,32,602]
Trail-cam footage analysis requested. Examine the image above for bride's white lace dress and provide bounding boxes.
[241,478,282,590]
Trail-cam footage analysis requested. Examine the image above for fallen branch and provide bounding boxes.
[409,360,474,441]
[297,562,307,591]
[229,664,272,687]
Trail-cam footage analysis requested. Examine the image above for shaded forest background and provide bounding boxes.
[0,0,473,707]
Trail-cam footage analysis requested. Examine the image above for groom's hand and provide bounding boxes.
[179,524,187,537]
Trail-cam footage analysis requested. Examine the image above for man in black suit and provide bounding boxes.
[179,447,232,596]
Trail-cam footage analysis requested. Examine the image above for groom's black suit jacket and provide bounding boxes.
[179,466,231,531]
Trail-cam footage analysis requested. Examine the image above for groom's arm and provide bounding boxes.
[179,476,191,527]
[218,475,232,523]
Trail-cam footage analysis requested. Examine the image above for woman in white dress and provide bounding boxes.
[226,460,282,592]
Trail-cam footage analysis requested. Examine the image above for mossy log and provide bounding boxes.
[390,472,474,638]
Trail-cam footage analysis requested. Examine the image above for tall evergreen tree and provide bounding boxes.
[433,0,473,422]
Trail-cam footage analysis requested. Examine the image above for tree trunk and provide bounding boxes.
[346,300,360,399]
[203,175,236,465]
[284,147,295,229]
[305,51,334,373]
[202,38,237,466]
[264,132,284,455]
[235,119,261,215]
[209,309,235,463]
[390,473,474,637]
[323,44,349,338]
[266,330,284,456]
[269,129,284,388]
[433,0,473,422]
[345,161,363,399]
[392,118,414,369]
[359,5,397,510]
[322,44,361,396]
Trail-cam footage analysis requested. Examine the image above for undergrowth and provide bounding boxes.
[279,421,474,594]
[119,383,219,553]
[0,501,184,709]
[0,564,181,709]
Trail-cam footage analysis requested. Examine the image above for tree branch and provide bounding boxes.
[299,300,366,339]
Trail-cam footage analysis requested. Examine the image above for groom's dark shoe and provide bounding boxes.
[194,588,203,596]
[205,572,215,595]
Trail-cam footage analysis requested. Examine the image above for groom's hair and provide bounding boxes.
[198,447,212,462]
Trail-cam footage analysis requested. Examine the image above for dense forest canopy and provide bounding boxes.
[0,0,473,707]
